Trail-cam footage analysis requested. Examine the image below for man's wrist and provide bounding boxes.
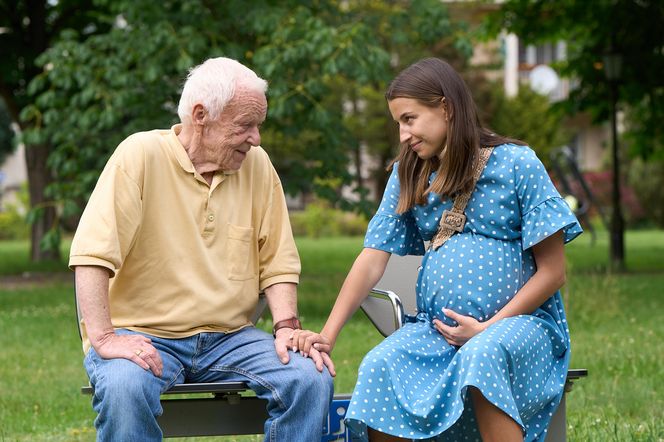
[272,317,301,337]
[89,328,116,348]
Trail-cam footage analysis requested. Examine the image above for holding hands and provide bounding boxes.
[275,328,336,376]
[433,308,488,347]
[287,329,336,377]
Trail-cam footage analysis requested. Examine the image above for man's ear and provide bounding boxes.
[192,104,207,126]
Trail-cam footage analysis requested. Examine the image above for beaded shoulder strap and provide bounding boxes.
[430,147,494,251]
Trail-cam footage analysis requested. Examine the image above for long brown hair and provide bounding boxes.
[385,58,525,213]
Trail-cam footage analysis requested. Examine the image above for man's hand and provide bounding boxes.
[433,309,488,347]
[273,328,336,376]
[273,327,293,364]
[93,331,163,377]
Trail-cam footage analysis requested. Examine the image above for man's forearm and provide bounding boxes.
[263,282,298,323]
[75,265,114,347]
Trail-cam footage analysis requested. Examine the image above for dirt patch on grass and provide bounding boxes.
[0,272,72,289]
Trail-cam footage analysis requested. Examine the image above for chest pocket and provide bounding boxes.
[227,224,256,281]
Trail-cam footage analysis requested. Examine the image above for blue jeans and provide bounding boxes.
[84,327,334,442]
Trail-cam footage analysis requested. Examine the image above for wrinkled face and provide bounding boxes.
[388,97,449,160]
[202,87,267,170]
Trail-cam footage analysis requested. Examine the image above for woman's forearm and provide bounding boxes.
[321,248,391,346]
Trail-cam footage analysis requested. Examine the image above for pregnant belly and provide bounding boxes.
[417,234,524,324]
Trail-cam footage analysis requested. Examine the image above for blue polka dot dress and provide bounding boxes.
[346,144,583,441]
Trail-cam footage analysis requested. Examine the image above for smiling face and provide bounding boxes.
[388,97,449,160]
[199,87,267,171]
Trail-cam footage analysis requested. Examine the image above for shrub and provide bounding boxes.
[290,202,368,238]
[628,158,664,228]
[487,85,569,166]
[582,170,647,228]
[0,206,29,240]
[0,185,29,240]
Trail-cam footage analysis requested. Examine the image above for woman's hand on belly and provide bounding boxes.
[433,308,489,347]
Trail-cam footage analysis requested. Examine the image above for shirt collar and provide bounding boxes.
[168,124,239,176]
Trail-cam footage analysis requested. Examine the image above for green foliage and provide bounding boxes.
[487,86,569,165]
[0,0,473,259]
[628,158,664,228]
[0,0,112,261]
[331,0,473,210]
[0,209,28,241]
[290,201,368,238]
[0,0,108,114]
[19,0,470,228]
[485,0,664,160]
[0,185,29,240]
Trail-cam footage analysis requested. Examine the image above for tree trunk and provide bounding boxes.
[373,118,399,204]
[24,142,60,262]
[349,92,364,198]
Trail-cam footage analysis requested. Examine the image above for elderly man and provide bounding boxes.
[70,57,334,441]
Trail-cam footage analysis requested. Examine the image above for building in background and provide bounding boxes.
[500,33,609,172]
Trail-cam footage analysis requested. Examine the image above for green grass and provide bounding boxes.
[560,230,664,441]
[0,240,71,275]
[1,232,663,440]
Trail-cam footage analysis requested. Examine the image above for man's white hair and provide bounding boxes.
[177,57,268,123]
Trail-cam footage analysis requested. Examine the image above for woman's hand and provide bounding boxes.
[433,309,488,347]
[290,329,334,356]
[292,330,333,357]
[288,329,336,376]
[276,328,336,376]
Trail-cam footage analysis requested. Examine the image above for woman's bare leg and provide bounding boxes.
[367,427,409,441]
[470,387,523,442]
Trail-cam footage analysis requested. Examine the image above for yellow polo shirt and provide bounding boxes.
[70,125,300,352]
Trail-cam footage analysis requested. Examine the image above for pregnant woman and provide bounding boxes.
[292,57,582,441]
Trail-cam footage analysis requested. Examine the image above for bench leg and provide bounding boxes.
[546,394,567,442]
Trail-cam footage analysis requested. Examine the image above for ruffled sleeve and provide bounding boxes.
[521,197,583,249]
[514,146,583,250]
[363,165,425,256]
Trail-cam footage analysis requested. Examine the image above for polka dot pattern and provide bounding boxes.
[350,144,582,441]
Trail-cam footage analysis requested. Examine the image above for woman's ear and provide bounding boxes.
[441,97,451,121]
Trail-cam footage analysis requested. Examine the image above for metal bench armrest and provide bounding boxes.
[360,289,405,337]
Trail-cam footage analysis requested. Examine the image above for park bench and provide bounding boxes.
[79,254,586,440]
[76,293,352,439]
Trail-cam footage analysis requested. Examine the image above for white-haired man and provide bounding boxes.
[70,57,335,441]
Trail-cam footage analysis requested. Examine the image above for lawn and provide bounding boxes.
[0,230,662,441]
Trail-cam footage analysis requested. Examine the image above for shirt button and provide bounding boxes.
[207,214,215,222]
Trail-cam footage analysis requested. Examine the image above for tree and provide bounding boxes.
[0,99,14,165]
[487,86,568,165]
[485,0,664,271]
[486,0,664,158]
[0,0,110,261]
[329,0,472,213]
[26,0,383,214]
[24,0,469,233]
